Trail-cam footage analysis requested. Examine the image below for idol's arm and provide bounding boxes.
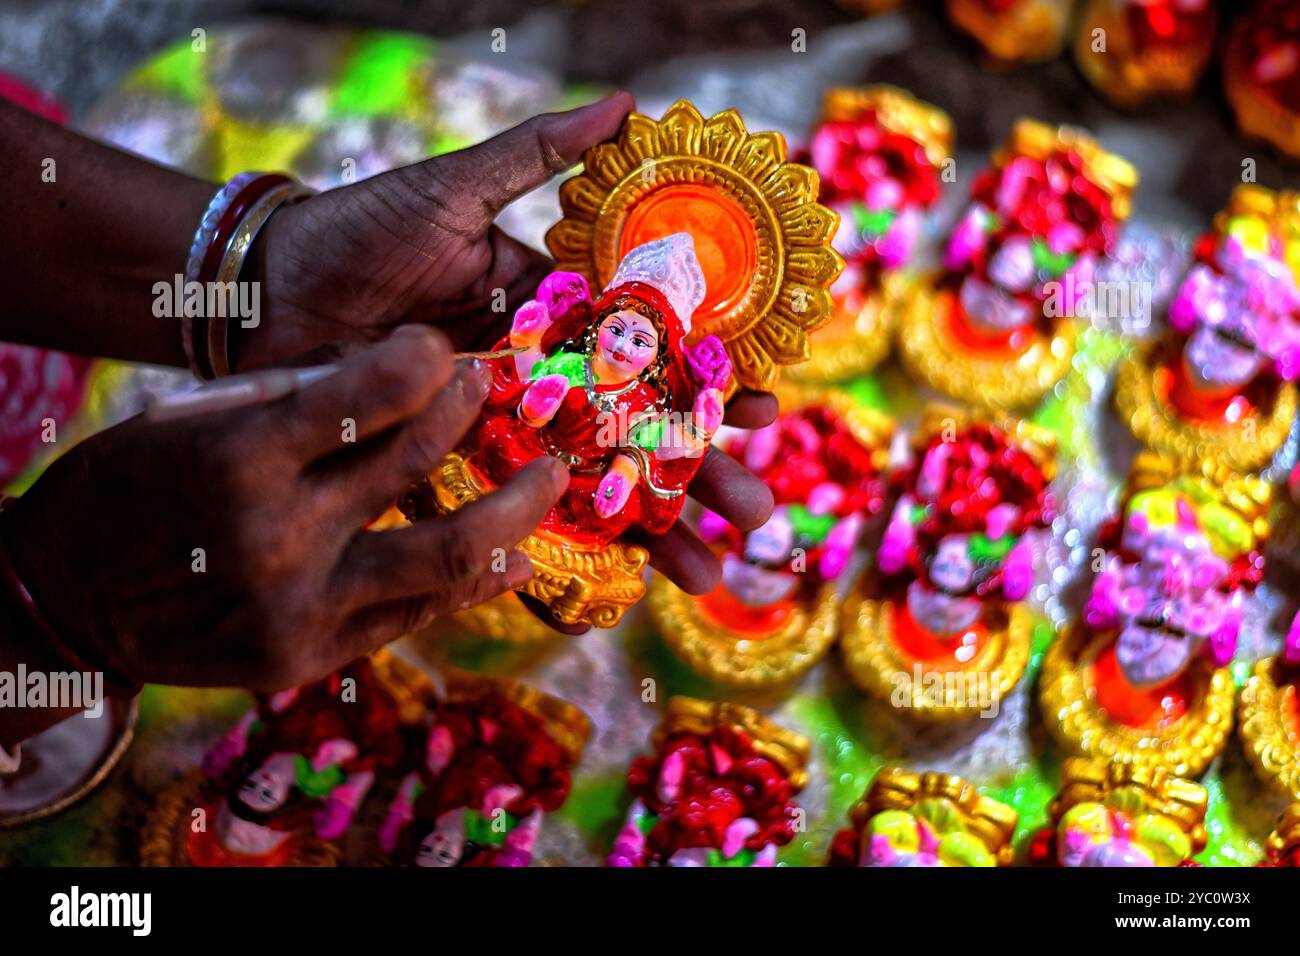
[0,97,213,365]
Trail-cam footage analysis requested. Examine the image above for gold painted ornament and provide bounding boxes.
[839,405,1055,720]
[829,767,1018,866]
[1073,0,1218,108]
[946,0,1076,65]
[1239,656,1300,802]
[790,87,953,383]
[1043,758,1209,866]
[546,99,844,394]
[650,385,893,687]
[897,119,1136,410]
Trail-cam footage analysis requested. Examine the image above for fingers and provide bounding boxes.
[333,563,534,662]
[723,389,778,429]
[263,326,454,464]
[331,456,569,609]
[688,446,774,532]
[313,357,492,522]
[631,523,722,596]
[402,92,634,237]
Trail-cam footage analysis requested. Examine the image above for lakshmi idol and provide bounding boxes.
[401,234,730,626]
[607,698,809,867]
[143,655,414,866]
[841,407,1056,719]
[1224,0,1300,161]
[827,767,1017,868]
[791,87,951,381]
[405,99,843,628]
[1029,759,1208,867]
[1116,185,1300,472]
[1041,454,1271,777]
[377,672,589,867]
[1074,0,1218,107]
[899,120,1135,409]
[650,388,891,686]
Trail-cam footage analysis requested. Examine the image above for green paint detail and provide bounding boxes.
[129,39,207,102]
[428,131,472,157]
[787,504,835,543]
[852,204,896,238]
[558,773,628,849]
[331,32,435,118]
[1030,239,1076,278]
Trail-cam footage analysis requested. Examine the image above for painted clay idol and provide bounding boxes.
[946,0,1076,65]
[1029,758,1208,867]
[1074,0,1218,108]
[403,101,842,628]
[608,697,809,867]
[827,767,1017,867]
[841,406,1056,720]
[1116,186,1300,472]
[378,670,589,867]
[1224,0,1300,162]
[650,386,891,686]
[142,651,429,866]
[791,87,952,382]
[1041,454,1270,776]
[899,120,1136,409]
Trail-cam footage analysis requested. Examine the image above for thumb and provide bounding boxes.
[398,91,634,237]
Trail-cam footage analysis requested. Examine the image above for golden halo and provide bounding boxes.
[839,592,1032,722]
[546,99,844,392]
[1039,624,1234,778]
[1115,339,1297,473]
[1239,656,1300,802]
[897,283,1079,410]
[447,593,555,643]
[650,577,839,688]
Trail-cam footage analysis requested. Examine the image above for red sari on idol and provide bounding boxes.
[470,282,703,549]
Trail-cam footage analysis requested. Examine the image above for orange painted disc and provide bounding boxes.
[618,183,758,326]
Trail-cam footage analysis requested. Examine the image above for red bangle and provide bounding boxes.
[0,495,140,697]
[187,173,293,380]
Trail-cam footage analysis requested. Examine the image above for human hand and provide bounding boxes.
[235,93,635,370]
[0,326,569,692]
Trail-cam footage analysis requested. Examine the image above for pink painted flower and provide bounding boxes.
[686,335,731,390]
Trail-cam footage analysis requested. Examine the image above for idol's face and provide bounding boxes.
[1184,318,1267,389]
[415,820,465,868]
[927,536,975,595]
[238,765,291,812]
[596,310,658,381]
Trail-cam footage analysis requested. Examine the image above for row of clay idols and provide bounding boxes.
[793,85,1300,481]
[934,0,1299,160]
[142,654,1298,867]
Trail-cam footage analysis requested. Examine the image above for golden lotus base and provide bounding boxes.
[1115,340,1296,473]
[1039,625,1234,778]
[419,453,648,628]
[839,589,1032,722]
[649,576,841,688]
[897,284,1077,410]
[788,274,905,383]
[141,772,340,868]
[1239,656,1300,802]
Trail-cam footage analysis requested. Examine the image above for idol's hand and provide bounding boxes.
[234,94,636,371]
[0,327,570,693]
[519,374,569,428]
